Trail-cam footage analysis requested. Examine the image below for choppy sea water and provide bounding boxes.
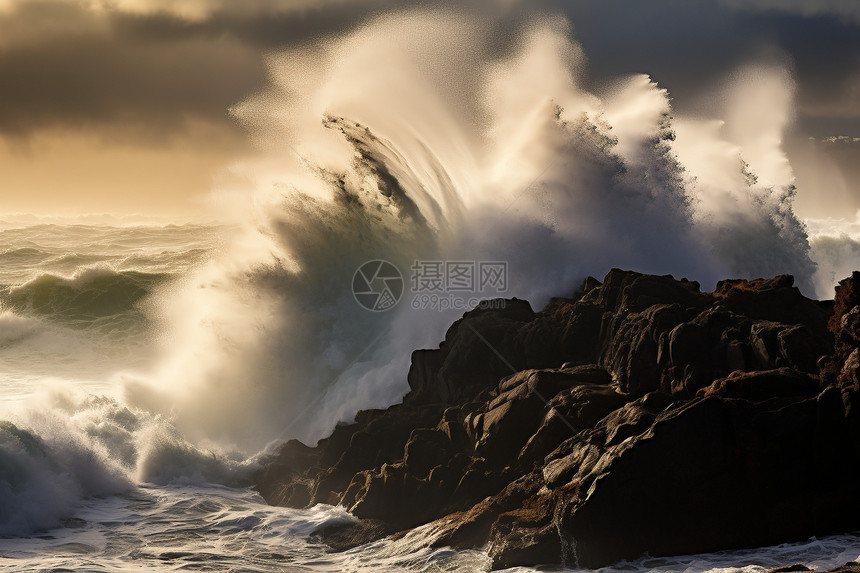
[0,220,858,573]
[1,484,859,573]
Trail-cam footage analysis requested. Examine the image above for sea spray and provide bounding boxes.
[0,386,257,537]
[0,415,129,536]
[122,10,818,454]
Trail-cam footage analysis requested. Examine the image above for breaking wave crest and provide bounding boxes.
[0,418,129,536]
[123,10,821,454]
[1,266,169,328]
[0,390,252,537]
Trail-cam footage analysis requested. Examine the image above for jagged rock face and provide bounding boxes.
[558,390,859,568]
[253,268,860,570]
[821,272,860,417]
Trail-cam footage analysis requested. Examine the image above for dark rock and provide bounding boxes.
[744,322,828,373]
[827,563,860,573]
[488,497,560,571]
[403,428,451,478]
[751,321,789,369]
[516,381,627,467]
[542,442,602,489]
[830,271,860,335]
[470,365,615,467]
[840,348,860,391]
[254,439,319,507]
[497,364,610,396]
[475,473,565,571]
[572,276,602,301]
[551,384,629,430]
[700,368,821,402]
[310,519,396,551]
[348,462,455,528]
[559,391,860,568]
[311,403,445,505]
[489,522,560,570]
[778,324,830,372]
[668,321,710,366]
[405,299,536,404]
[822,271,860,398]
[429,472,548,551]
[601,303,689,395]
[518,298,605,367]
[842,307,860,345]
[253,269,860,572]
[473,396,545,464]
[558,398,747,567]
[714,275,830,335]
[429,497,505,551]
[595,269,710,313]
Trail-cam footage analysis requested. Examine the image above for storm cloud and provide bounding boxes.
[0,0,857,213]
[1,0,858,140]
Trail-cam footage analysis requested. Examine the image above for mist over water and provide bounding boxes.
[122,10,822,453]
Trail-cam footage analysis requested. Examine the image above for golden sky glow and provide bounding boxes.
[0,0,858,217]
[0,124,247,215]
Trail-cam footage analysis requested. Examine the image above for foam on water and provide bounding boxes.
[0,419,129,537]
[0,484,491,572]
[0,483,858,572]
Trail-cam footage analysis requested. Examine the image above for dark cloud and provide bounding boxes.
[769,13,860,123]
[535,0,860,136]
[0,1,268,141]
[0,0,859,144]
[719,0,860,25]
[0,0,525,142]
[549,0,759,96]
[0,0,454,142]
[0,36,264,137]
[107,1,392,47]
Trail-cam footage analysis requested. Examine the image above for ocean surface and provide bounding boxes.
[0,221,858,572]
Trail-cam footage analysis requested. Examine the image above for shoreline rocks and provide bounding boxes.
[254,269,860,569]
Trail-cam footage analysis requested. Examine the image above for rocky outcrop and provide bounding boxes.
[254,268,860,569]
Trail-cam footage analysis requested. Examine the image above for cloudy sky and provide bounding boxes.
[0,0,858,217]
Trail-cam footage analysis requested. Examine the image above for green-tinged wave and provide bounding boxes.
[0,267,172,327]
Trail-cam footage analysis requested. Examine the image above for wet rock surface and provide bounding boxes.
[254,269,860,569]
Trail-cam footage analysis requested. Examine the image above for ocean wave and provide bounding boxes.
[115,247,217,274]
[0,246,50,262]
[134,10,828,453]
[134,423,251,487]
[0,390,255,538]
[0,420,130,536]
[0,265,171,325]
[0,309,156,389]
[0,311,48,349]
[42,251,112,269]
